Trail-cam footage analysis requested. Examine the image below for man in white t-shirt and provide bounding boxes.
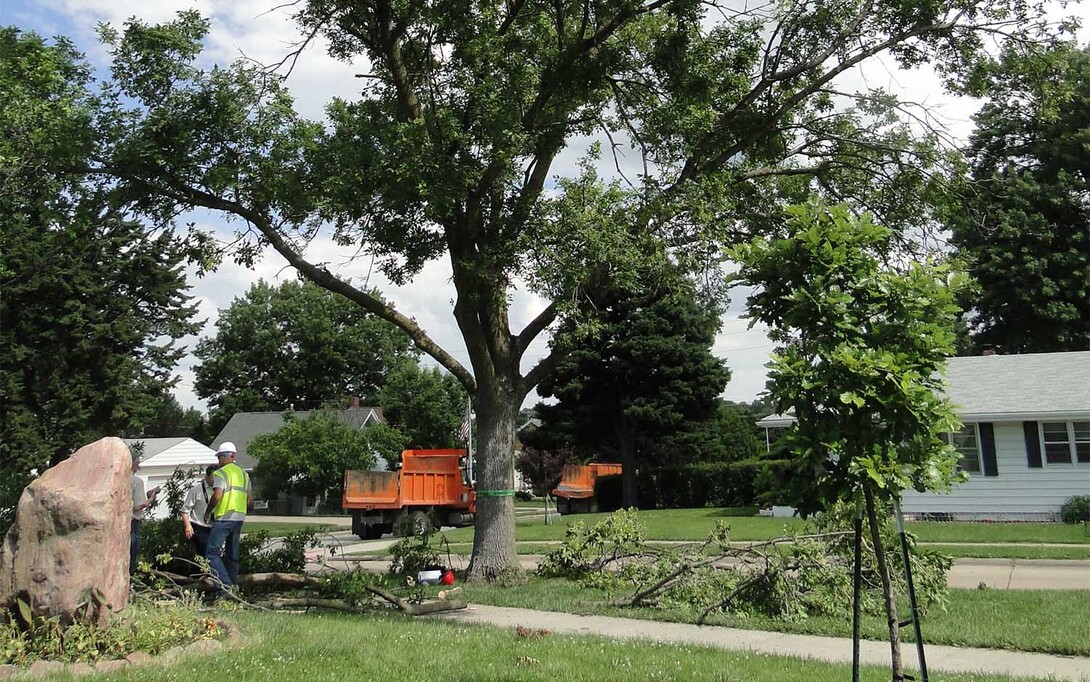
[130,455,160,576]
[181,465,217,559]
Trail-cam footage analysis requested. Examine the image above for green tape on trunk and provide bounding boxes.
[476,489,516,497]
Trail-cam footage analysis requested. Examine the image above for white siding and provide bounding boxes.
[902,422,1090,520]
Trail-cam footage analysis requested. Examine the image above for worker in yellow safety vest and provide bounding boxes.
[204,442,252,597]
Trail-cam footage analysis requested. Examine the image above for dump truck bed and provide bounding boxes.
[343,449,474,511]
[552,463,623,499]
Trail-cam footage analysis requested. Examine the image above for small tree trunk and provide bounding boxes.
[466,378,520,580]
[864,485,903,681]
[616,420,639,508]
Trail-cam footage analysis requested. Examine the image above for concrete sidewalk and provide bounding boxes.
[428,603,1090,681]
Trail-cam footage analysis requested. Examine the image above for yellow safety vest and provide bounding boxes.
[212,463,249,520]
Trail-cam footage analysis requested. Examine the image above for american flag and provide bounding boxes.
[458,402,472,443]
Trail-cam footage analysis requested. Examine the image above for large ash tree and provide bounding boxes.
[39,0,1059,578]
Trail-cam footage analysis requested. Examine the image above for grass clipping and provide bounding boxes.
[536,507,952,624]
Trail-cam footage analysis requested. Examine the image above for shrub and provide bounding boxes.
[1060,495,1090,524]
[637,458,796,509]
[240,528,320,574]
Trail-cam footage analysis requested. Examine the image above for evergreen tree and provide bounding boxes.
[949,42,1089,353]
[1,29,201,490]
[536,272,730,506]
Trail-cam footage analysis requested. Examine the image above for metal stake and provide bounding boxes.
[852,492,863,682]
[894,497,928,682]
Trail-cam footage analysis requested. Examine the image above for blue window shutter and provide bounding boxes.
[1023,421,1042,468]
[979,423,998,477]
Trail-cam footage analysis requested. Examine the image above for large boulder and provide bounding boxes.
[0,437,132,625]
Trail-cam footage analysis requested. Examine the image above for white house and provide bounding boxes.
[757,351,1090,521]
[124,437,219,520]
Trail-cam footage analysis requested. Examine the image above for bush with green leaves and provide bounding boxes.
[537,508,645,581]
[388,529,455,577]
[1061,496,1090,524]
[240,527,321,574]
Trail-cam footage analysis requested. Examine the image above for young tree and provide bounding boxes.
[535,272,731,506]
[730,202,968,680]
[194,279,418,432]
[26,0,1059,577]
[515,444,574,497]
[947,42,1090,354]
[248,412,406,503]
[377,364,467,449]
[0,29,201,493]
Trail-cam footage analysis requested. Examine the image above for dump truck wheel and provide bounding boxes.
[359,524,383,540]
[409,510,434,535]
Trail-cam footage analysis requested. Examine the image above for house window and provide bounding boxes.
[1041,421,1090,465]
[941,425,981,474]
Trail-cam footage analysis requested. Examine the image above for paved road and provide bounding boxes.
[427,603,1090,681]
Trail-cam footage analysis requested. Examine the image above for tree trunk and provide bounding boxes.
[864,485,904,681]
[465,376,520,580]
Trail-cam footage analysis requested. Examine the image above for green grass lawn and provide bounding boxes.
[441,508,1090,545]
[57,610,1063,682]
[922,543,1090,560]
[459,577,1090,657]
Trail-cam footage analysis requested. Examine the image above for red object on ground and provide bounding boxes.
[441,570,455,586]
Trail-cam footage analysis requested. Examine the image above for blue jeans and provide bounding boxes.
[129,520,140,575]
[205,519,243,592]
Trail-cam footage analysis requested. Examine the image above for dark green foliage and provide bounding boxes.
[377,364,467,448]
[194,279,418,432]
[388,530,449,578]
[949,43,1090,354]
[0,29,202,536]
[536,271,730,505]
[637,458,795,509]
[248,412,401,501]
[239,528,321,575]
[1060,496,1090,525]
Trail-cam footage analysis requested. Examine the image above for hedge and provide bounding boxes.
[637,458,797,509]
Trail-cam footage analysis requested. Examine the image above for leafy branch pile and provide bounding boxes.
[538,509,951,625]
[2,596,221,666]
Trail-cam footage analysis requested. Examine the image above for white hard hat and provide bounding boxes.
[215,442,237,457]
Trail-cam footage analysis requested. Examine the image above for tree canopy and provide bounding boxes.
[948,42,1090,354]
[7,0,1064,577]
[377,363,467,449]
[194,278,418,431]
[248,412,405,502]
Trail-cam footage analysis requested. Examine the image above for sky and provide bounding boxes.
[4,0,1079,414]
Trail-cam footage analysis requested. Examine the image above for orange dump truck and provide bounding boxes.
[343,449,475,539]
[552,462,623,514]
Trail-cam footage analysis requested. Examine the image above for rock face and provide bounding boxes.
[0,437,132,625]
